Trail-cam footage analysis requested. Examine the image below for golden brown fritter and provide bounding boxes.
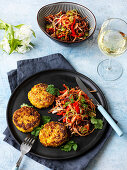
[12,106,40,133]
[39,121,68,147]
[28,83,55,109]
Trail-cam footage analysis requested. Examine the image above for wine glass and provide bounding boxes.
[97,18,127,81]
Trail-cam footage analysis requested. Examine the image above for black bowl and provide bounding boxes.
[37,2,96,44]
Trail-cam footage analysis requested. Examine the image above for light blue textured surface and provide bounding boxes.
[0,0,127,170]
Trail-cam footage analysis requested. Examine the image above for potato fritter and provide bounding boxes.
[39,121,68,147]
[28,83,55,109]
[13,106,40,133]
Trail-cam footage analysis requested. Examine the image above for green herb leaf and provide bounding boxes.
[73,144,78,151]
[21,103,33,108]
[60,140,78,152]
[91,117,103,129]
[31,116,51,137]
[46,84,60,96]
[42,116,51,124]
[31,127,42,136]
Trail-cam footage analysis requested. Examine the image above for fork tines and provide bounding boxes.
[23,135,35,146]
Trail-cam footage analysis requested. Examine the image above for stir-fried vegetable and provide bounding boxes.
[45,9,89,42]
[49,84,103,136]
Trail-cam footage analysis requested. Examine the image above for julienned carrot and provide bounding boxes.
[45,9,89,42]
[49,84,97,136]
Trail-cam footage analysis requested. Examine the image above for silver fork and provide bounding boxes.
[12,135,35,170]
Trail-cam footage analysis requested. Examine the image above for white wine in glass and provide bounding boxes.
[97,18,127,81]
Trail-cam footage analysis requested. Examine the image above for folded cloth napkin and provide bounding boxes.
[3,53,112,170]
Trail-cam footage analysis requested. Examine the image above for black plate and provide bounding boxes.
[6,69,108,159]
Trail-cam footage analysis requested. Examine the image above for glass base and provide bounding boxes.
[97,59,123,81]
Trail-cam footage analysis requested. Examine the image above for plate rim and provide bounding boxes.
[37,1,96,44]
[6,69,108,160]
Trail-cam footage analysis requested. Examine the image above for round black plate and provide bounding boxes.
[6,69,108,159]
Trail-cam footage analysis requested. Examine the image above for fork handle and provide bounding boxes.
[16,154,24,167]
[12,154,24,170]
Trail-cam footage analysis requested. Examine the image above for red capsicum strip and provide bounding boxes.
[73,101,80,114]
[71,18,76,36]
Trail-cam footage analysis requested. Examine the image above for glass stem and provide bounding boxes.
[107,58,112,70]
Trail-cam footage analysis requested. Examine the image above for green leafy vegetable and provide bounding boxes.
[20,103,33,108]
[60,140,78,152]
[31,116,51,136]
[31,125,43,136]
[91,117,103,129]
[42,116,51,124]
[46,84,60,96]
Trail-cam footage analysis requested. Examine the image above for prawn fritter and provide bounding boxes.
[13,106,40,133]
[39,121,68,147]
[28,83,55,109]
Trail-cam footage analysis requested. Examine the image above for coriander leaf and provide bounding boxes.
[91,117,103,129]
[35,129,41,136]
[42,116,51,124]
[31,130,35,135]
[73,144,78,151]
[61,145,71,152]
[21,103,33,108]
[31,116,51,136]
[15,24,24,29]
[31,127,41,136]
[60,140,78,152]
[46,84,60,96]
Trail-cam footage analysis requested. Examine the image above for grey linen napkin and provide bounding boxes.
[3,53,112,170]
